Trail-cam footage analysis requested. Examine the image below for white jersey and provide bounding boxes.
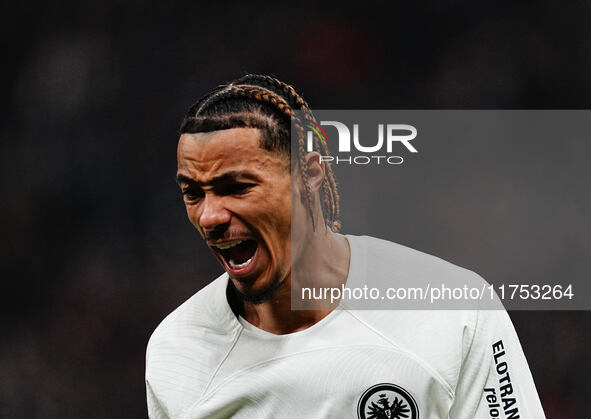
[146,235,545,418]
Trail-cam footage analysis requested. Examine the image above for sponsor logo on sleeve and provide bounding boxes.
[483,340,521,419]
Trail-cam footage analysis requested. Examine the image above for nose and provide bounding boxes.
[198,194,231,232]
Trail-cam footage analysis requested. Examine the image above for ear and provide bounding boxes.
[301,152,325,192]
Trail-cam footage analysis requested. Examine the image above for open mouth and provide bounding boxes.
[211,239,259,272]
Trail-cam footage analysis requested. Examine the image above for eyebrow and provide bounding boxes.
[175,171,260,187]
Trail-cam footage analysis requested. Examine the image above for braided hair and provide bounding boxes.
[180,75,341,232]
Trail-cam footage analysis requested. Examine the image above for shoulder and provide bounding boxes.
[145,274,241,415]
[348,234,485,286]
[146,273,240,360]
[344,235,497,392]
[346,234,491,311]
[148,273,233,344]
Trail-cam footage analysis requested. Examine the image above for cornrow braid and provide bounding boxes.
[230,75,312,112]
[180,75,341,232]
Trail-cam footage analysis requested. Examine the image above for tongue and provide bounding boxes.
[225,240,257,264]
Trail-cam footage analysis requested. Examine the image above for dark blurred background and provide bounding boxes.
[1,1,590,418]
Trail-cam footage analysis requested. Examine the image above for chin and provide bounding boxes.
[228,273,284,305]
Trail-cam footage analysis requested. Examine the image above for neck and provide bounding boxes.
[234,228,350,335]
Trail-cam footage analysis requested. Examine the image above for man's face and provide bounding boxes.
[176,128,292,300]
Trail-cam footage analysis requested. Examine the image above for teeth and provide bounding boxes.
[212,240,242,250]
[228,257,253,270]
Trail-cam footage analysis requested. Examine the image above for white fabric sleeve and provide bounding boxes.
[449,309,546,418]
[146,378,170,419]
[146,338,170,419]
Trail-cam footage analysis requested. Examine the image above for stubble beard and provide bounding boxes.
[227,273,285,306]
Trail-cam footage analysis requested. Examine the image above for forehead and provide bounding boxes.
[177,128,288,181]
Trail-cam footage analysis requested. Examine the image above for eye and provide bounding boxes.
[182,187,204,202]
[218,183,254,196]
